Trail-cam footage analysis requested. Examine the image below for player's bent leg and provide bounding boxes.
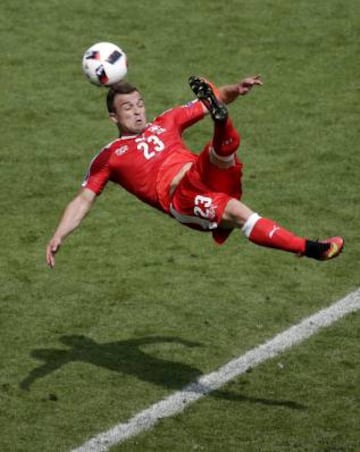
[222,199,344,260]
[189,75,240,164]
[210,117,240,164]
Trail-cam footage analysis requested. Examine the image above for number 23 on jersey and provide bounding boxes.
[135,135,165,160]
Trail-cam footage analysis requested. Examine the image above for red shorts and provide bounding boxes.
[156,149,197,214]
[170,146,243,244]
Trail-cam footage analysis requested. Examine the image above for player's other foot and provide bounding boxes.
[189,76,228,122]
[304,236,344,261]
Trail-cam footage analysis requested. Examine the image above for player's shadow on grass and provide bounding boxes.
[20,335,306,410]
[20,335,202,391]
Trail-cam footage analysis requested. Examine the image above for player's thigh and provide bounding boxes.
[220,198,254,228]
[171,173,231,230]
[197,146,243,198]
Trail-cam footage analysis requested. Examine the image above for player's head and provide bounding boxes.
[107,81,147,135]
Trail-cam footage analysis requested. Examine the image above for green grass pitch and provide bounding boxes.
[0,0,359,450]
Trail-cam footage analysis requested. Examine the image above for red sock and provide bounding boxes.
[243,214,306,254]
[212,118,240,157]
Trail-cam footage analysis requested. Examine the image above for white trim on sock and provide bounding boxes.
[210,147,235,163]
[242,213,261,238]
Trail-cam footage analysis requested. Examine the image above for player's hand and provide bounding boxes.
[46,237,62,269]
[237,75,263,95]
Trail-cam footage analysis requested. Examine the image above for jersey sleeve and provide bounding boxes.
[82,147,112,195]
[159,100,206,132]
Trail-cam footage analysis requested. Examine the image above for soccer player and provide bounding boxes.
[46,75,344,268]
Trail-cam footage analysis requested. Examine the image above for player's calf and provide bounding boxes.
[240,212,344,261]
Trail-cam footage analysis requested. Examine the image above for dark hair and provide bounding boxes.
[106,81,139,113]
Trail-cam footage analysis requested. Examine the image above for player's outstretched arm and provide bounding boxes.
[46,188,96,268]
[219,75,263,104]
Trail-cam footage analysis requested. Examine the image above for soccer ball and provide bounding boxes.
[82,42,128,87]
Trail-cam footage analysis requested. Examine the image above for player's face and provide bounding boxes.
[110,91,147,135]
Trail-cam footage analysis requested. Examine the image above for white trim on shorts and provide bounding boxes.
[170,204,218,230]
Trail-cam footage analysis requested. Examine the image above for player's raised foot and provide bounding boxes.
[188,76,228,122]
[304,236,344,261]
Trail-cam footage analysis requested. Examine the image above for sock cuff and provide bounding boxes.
[210,146,235,162]
[242,213,261,238]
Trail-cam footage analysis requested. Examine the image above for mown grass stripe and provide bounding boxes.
[72,288,360,452]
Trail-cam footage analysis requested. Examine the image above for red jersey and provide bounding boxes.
[82,101,205,213]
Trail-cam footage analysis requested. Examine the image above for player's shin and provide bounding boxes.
[242,213,344,260]
[212,117,240,158]
[242,213,306,255]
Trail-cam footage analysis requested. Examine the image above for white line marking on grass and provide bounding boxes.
[72,288,360,452]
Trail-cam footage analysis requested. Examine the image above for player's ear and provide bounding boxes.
[109,113,118,125]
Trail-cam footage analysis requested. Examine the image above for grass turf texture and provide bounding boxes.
[0,0,359,451]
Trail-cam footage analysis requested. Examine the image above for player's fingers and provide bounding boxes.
[251,75,263,85]
[46,242,59,268]
[46,250,54,268]
[49,255,55,268]
[242,77,262,88]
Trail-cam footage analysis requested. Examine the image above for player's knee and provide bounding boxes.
[210,148,236,168]
[222,199,254,228]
